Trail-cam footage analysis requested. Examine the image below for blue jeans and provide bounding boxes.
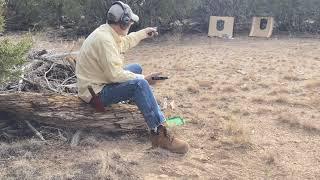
[99,63,166,129]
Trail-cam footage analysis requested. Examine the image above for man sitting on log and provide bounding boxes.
[76,1,189,154]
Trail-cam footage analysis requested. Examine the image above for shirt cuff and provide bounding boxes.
[135,74,145,79]
[137,29,149,40]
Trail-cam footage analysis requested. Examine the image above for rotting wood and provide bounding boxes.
[0,92,147,133]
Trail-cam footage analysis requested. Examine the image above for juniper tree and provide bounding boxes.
[0,0,5,32]
[0,38,32,84]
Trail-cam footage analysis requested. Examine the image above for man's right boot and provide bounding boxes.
[150,125,189,154]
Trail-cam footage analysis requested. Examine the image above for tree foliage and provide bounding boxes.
[3,0,320,35]
[0,0,5,32]
[0,37,33,83]
[1,1,32,84]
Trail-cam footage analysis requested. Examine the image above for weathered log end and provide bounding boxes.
[0,92,147,133]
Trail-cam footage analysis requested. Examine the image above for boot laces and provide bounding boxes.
[163,127,174,143]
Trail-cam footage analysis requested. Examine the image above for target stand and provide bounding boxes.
[208,16,235,38]
[249,17,274,38]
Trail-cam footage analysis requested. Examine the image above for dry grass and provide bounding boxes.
[262,153,276,165]
[187,85,200,94]
[30,32,84,53]
[257,83,270,89]
[251,97,266,104]
[0,141,140,179]
[261,152,277,178]
[5,159,41,180]
[0,139,44,159]
[173,64,185,71]
[84,150,139,179]
[221,86,236,93]
[277,113,320,134]
[272,96,290,105]
[231,108,241,114]
[305,80,320,89]
[255,108,273,115]
[277,113,299,125]
[79,136,99,147]
[197,80,213,89]
[270,96,314,109]
[267,88,290,96]
[283,75,302,81]
[308,95,320,108]
[2,34,320,179]
[251,95,312,109]
[223,115,251,147]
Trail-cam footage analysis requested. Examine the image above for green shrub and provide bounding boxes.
[3,0,320,35]
[0,37,33,83]
[5,0,64,31]
[5,0,199,35]
[61,0,112,35]
[129,0,200,29]
[0,0,4,32]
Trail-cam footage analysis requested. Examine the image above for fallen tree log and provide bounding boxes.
[0,92,147,133]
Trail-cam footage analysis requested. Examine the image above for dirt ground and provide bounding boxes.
[1,34,320,179]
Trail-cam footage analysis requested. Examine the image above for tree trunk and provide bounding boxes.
[0,92,147,133]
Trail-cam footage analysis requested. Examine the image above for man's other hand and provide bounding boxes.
[144,27,158,38]
[145,72,162,85]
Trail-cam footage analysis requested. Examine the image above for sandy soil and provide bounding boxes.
[1,34,320,179]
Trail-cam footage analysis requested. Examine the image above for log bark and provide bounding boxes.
[0,92,147,133]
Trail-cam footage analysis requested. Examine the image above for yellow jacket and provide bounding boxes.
[76,24,147,103]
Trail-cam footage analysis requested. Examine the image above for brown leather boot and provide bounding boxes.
[150,125,189,154]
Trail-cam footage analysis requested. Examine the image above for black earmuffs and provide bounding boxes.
[112,1,131,29]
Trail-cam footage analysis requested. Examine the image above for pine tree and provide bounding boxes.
[0,38,33,83]
[0,0,32,84]
[0,0,5,32]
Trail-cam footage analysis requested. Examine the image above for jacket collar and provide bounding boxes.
[102,24,122,44]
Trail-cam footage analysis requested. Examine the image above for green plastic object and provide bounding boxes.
[166,117,185,127]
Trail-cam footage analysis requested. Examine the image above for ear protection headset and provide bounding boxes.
[112,1,131,29]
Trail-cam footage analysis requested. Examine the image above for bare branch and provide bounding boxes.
[21,77,41,88]
[44,63,59,93]
[70,130,82,147]
[60,75,76,86]
[25,120,46,141]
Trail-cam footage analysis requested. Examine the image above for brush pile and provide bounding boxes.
[0,50,79,142]
[0,50,79,94]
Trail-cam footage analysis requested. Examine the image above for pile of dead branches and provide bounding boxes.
[0,50,79,142]
[0,50,79,94]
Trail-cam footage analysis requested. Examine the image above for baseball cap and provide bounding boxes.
[107,1,139,23]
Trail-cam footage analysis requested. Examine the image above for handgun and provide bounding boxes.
[152,76,169,80]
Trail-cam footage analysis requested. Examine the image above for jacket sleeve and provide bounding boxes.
[119,29,147,53]
[97,39,141,83]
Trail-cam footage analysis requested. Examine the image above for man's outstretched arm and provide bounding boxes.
[120,27,158,53]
